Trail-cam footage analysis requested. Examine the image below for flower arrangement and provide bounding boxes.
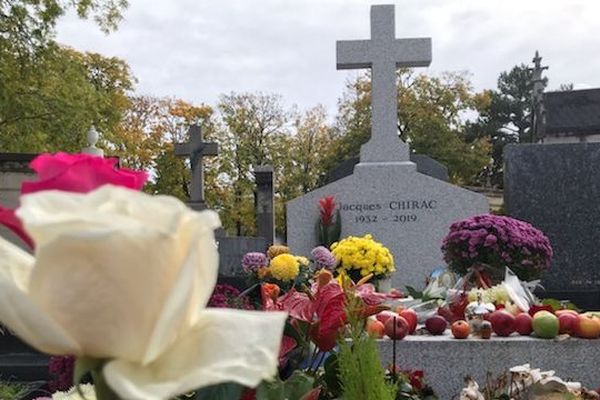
[442,214,553,282]
[242,245,337,290]
[331,234,395,281]
[0,153,286,400]
[48,356,76,392]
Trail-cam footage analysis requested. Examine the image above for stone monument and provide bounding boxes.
[286,4,489,289]
[504,142,600,309]
[175,124,218,211]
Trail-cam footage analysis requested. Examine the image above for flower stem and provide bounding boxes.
[91,369,121,400]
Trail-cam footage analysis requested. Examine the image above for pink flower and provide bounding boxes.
[0,153,148,248]
[22,153,147,194]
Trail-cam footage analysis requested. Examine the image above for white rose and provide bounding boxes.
[0,185,286,400]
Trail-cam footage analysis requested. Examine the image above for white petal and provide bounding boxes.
[142,211,220,364]
[17,186,221,363]
[104,309,287,400]
[0,238,79,354]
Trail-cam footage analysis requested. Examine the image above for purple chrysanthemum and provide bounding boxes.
[442,214,553,281]
[311,246,337,270]
[241,252,268,273]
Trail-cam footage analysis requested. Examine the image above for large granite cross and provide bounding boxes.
[337,4,431,163]
[175,125,218,210]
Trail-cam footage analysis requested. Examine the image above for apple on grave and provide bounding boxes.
[366,318,385,339]
[532,310,559,339]
[489,310,516,337]
[396,307,418,334]
[376,310,398,325]
[558,312,579,335]
[384,315,409,340]
[425,315,447,335]
[575,314,600,339]
[451,320,470,339]
[514,313,533,336]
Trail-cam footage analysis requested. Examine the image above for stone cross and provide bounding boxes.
[175,125,218,210]
[530,50,548,143]
[337,4,431,163]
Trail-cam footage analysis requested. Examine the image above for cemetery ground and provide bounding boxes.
[1,2,600,400]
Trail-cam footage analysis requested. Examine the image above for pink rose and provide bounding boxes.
[22,153,147,194]
[0,153,148,248]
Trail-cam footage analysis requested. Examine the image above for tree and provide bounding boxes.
[0,46,134,152]
[0,0,127,54]
[276,105,335,237]
[466,63,547,187]
[1,0,130,152]
[216,92,289,237]
[331,70,490,184]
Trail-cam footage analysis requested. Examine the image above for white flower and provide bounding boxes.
[52,384,96,400]
[0,186,287,400]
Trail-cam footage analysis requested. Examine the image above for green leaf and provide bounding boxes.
[405,286,423,300]
[73,356,103,386]
[316,221,325,246]
[256,378,284,400]
[323,353,342,396]
[327,210,342,246]
[282,371,315,400]
[194,382,245,400]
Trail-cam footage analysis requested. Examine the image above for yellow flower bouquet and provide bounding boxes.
[331,234,395,282]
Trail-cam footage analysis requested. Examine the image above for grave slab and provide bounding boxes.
[378,334,600,399]
[505,143,600,309]
[287,163,488,289]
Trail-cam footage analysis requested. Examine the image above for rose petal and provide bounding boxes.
[0,238,79,354]
[103,309,287,400]
[22,158,139,194]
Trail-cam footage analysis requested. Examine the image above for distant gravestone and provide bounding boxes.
[287,4,488,289]
[504,143,600,309]
[175,125,218,211]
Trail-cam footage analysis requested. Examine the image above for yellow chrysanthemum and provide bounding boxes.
[269,253,300,281]
[296,256,310,267]
[330,234,395,278]
[267,244,290,259]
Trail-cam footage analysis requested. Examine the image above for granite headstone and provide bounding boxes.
[287,5,488,289]
[326,154,449,184]
[504,142,600,309]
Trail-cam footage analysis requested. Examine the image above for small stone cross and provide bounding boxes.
[337,4,431,162]
[174,125,218,210]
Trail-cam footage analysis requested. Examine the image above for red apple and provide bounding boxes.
[575,315,600,339]
[376,311,397,325]
[366,319,385,338]
[558,313,579,335]
[555,309,579,317]
[425,315,447,335]
[514,313,533,336]
[398,308,418,334]
[384,316,409,340]
[451,320,470,339]
[490,310,516,337]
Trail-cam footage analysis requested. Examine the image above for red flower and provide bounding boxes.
[0,206,33,248]
[318,196,336,227]
[0,153,148,248]
[240,388,256,400]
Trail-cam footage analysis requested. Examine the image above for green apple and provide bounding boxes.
[532,311,559,339]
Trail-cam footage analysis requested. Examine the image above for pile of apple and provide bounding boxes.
[367,307,600,340]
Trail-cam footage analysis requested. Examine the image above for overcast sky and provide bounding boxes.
[56,0,600,115]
